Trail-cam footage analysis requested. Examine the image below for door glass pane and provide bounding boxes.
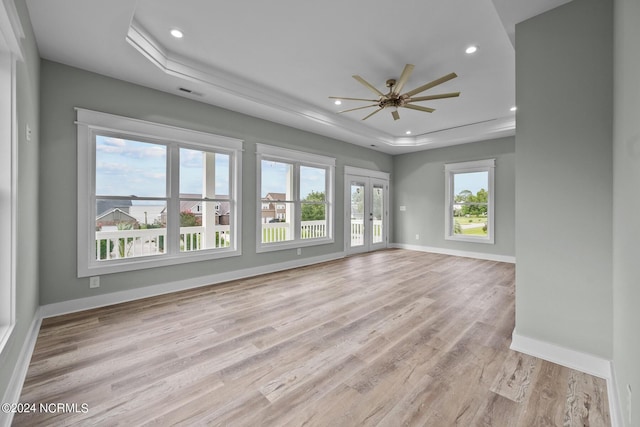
[372,183,384,244]
[350,183,365,247]
[452,171,489,236]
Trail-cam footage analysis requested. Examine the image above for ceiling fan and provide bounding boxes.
[330,64,460,121]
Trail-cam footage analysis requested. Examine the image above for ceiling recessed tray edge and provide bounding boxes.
[125,19,514,150]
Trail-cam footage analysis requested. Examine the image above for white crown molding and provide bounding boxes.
[125,20,396,147]
[125,20,515,152]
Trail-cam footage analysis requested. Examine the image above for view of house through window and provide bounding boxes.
[94,135,234,261]
[452,171,489,237]
[445,159,495,244]
[77,108,243,277]
[257,144,334,252]
[260,161,328,243]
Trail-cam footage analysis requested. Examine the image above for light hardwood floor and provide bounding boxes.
[14,249,610,426]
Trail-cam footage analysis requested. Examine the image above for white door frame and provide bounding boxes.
[344,166,390,255]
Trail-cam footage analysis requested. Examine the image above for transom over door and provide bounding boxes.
[345,168,389,254]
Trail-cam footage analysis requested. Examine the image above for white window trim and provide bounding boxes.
[256,143,335,253]
[444,158,495,244]
[76,108,244,277]
[0,0,24,353]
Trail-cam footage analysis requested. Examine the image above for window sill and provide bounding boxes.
[256,237,334,253]
[79,248,242,277]
[445,235,495,245]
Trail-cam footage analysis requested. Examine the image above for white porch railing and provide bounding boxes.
[95,225,230,260]
[350,219,383,246]
[96,220,384,260]
[261,220,327,243]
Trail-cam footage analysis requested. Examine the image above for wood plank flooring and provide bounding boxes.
[13,249,610,426]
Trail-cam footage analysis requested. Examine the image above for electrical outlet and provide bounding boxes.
[26,124,32,142]
[415,234,419,240]
[89,276,100,288]
[297,248,302,256]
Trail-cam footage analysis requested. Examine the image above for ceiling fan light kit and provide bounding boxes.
[330,64,460,121]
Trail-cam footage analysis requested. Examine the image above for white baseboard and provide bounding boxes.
[511,330,621,427]
[0,308,42,427]
[390,243,516,264]
[41,251,346,318]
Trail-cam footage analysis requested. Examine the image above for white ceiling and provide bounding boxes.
[25,0,571,154]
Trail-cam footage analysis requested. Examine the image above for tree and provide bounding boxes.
[301,191,326,221]
[180,211,202,227]
[454,188,488,216]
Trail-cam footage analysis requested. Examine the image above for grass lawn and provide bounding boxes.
[454,215,488,236]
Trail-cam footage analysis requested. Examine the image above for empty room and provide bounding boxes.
[0,0,638,425]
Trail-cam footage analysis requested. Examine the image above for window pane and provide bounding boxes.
[95,199,167,260]
[452,171,489,237]
[215,153,230,198]
[261,160,293,200]
[300,166,326,201]
[301,203,326,239]
[96,135,166,197]
[261,201,294,243]
[179,200,231,252]
[179,148,225,197]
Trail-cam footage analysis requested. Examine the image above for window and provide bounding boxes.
[0,51,17,351]
[445,159,495,244]
[256,144,335,252]
[77,109,243,276]
[0,0,22,353]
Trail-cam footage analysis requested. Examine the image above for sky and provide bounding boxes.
[96,136,229,202]
[261,160,326,200]
[453,171,488,196]
[95,136,324,203]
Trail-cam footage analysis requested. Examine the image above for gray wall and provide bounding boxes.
[613,0,640,424]
[0,0,40,407]
[38,60,392,305]
[393,137,515,258]
[515,0,613,358]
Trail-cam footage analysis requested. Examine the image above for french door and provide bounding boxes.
[345,168,389,254]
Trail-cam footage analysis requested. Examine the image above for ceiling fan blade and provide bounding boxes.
[402,72,458,98]
[353,75,385,97]
[338,104,379,113]
[329,96,380,102]
[391,110,400,121]
[403,104,435,113]
[393,64,415,95]
[362,107,383,120]
[408,92,461,102]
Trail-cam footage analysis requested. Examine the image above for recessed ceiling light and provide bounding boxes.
[405,130,412,135]
[510,106,517,112]
[170,29,184,39]
[465,45,478,54]
[334,100,342,105]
